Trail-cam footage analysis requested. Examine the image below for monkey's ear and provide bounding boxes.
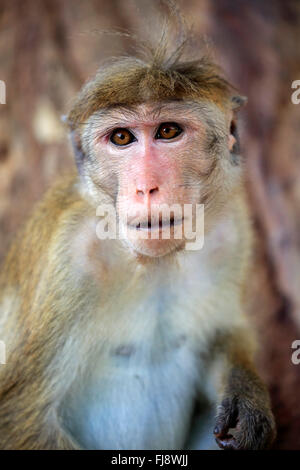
[61,115,86,167]
[231,95,248,110]
[69,129,86,169]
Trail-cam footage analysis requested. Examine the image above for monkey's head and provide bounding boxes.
[67,40,247,259]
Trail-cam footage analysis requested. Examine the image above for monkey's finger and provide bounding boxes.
[215,435,239,451]
[231,408,276,450]
[214,396,239,438]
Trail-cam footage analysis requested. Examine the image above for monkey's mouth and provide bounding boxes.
[127,214,184,232]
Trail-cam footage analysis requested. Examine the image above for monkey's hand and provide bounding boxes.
[214,369,276,450]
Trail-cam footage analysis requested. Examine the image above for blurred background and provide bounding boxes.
[0,0,300,449]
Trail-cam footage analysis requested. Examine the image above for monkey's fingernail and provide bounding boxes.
[214,426,220,435]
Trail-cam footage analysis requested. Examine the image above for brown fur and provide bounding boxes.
[67,55,233,129]
[67,17,234,131]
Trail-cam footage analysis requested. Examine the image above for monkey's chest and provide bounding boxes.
[62,335,199,450]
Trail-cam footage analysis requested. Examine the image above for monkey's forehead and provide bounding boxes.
[81,101,227,133]
[67,58,234,130]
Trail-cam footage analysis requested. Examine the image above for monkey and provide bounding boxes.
[0,24,276,450]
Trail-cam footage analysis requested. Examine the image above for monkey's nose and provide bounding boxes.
[136,186,159,197]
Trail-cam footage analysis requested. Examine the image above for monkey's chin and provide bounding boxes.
[125,235,185,258]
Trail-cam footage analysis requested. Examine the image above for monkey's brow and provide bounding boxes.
[92,102,204,132]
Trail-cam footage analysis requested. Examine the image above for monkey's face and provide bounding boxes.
[81,101,241,258]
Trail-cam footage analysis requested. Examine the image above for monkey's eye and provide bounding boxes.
[110,128,135,146]
[155,122,182,140]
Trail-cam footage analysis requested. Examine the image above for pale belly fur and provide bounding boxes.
[60,214,243,450]
[62,339,200,450]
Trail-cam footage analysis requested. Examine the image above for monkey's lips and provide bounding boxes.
[122,214,186,257]
[127,214,184,232]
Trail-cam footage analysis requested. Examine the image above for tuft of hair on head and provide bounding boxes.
[67,0,237,131]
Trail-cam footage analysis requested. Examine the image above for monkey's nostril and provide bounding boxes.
[149,186,159,195]
[136,187,159,196]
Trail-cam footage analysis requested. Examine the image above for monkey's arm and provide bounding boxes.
[0,176,85,449]
[213,329,276,450]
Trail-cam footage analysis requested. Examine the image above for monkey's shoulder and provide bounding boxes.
[0,174,90,287]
